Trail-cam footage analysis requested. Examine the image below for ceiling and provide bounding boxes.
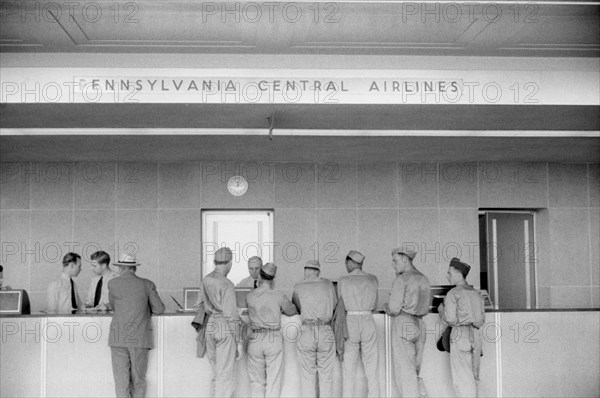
[1,1,599,57]
[1,134,598,162]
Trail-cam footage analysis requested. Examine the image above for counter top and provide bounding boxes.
[1,308,598,318]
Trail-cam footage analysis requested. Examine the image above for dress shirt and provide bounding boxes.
[47,273,81,314]
[86,270,118,309]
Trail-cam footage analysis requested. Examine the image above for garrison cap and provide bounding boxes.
[450,257,470,278]
[305,260,321,270]
[392,245,417,260]
[214,247,233,263]
[346,250,365,264]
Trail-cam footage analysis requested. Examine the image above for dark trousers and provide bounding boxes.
[110,346,150,398]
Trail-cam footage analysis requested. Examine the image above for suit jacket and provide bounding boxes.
[108,271,165,349]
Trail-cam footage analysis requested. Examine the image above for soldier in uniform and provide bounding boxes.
[245,262,298,397]
[292,260,337,398]
[200,247,243,398]
[237,256,263,289]
[338,250,380,398]
[384,246,431,397]
[438,258,485,398]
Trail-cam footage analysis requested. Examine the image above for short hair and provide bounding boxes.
[248,256,262,265]
[62,252,81,267]
[91,251,111,267]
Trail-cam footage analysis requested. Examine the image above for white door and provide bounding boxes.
[202,210,274,285]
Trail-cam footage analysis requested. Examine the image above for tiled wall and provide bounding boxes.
[1,161,598,311]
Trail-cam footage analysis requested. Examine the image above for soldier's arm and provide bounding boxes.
[281,294,298,316]
[386,277,405,316]
[440,291,458,326]
[292,290,301,313]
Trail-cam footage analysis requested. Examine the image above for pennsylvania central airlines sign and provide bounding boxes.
[1,68,598,105]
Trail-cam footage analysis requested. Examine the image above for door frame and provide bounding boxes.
[479,209,538,310]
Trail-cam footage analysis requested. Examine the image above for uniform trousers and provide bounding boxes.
[206,316,239,398]
[450,325,483,398]
[297,324,336,398]
[391,313,427,397]
[342,314,380,398]
[247,329,284,398]
[110,346,149,398]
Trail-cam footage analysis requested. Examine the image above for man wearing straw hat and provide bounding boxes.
[292,260,337,398]
[438,258,485,398]
[338,250,380,398]
[245,262,297,397]
[108,253,165,398]
[384,245,431,398]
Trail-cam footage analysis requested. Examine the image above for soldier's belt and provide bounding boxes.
[302,320,332,326]
[347,311,372,315]
[251,327,281,333]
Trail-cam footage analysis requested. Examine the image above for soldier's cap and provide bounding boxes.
[113,253,141,267]
[304,260,321,270]
[392,245,417,260]
[450,257,470,278]
[214,247,233,263]
[261,263,277,278]
[346,250,365,264]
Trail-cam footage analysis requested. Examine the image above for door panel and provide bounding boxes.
[202,210,273,285]
[486,212,536,310]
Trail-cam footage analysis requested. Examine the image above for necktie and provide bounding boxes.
[93,277,103,307]
[254,279,257,289]
[70,279,78,314]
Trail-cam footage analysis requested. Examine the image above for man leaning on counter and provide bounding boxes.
[46,252,82,314]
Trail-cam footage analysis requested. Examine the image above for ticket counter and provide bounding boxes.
[1,310,598,397]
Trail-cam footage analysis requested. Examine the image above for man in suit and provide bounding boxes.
[46,252,82,314]
[85,250,118,310]
[236,256,262,289]
[108,254,165,398]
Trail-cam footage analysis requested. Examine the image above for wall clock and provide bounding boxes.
[227,175,248,196]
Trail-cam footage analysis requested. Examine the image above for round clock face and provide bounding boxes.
[227,176,248,196]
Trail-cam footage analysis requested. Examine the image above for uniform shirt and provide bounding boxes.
[46,273,82,314]
[338,269,379,311]
[387,268,431,317]
[292,277,337,322]
[441,285,485,328]
[246,286,297,329]
[201,270,239,319]
[85,270,118,309]
[236,276,258,289]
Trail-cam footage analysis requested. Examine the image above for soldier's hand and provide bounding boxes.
[235,342,245,361]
